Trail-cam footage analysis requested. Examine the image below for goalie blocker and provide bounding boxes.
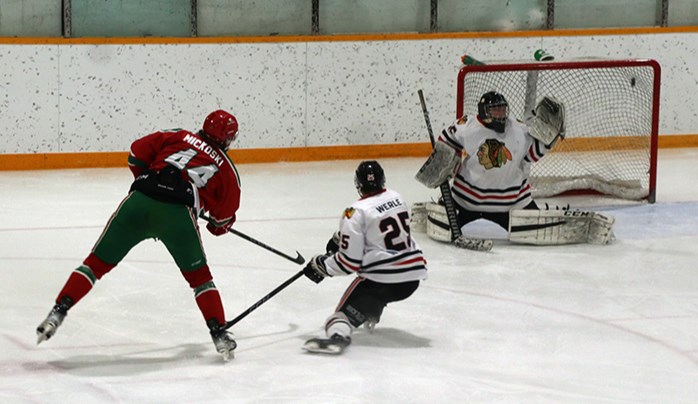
[422,202,615,246]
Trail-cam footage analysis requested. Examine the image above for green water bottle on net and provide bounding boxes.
[460,54,485,66]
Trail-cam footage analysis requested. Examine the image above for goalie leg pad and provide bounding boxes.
[415,141,461,189]
[508,209,615,245]
[410,202,427,233]
[426,202,494,251]
[588,212,616,245]
[426,202,453,242]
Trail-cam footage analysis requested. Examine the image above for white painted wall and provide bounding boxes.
[1,33,695,154]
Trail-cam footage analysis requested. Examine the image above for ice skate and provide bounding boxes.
[36,296,73,344]
[303,333,351,355]
[207,319,237,361]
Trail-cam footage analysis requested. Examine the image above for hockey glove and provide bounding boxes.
[325,231,341,254]
[303,254,330,284]
[206,217,234,236]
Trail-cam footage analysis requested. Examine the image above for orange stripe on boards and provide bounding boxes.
[231,143,433,164]
[658,134,698,148]
[1,137,695,171]
[0,143,434,171]
[0,151,128,171]
[1,26,697,45]
[550,135,698,151]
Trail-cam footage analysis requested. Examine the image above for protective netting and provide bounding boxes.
[458,60,658,201]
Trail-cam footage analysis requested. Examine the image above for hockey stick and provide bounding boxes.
[200,214,305,264]
[223,269,305,330]
[417,90,493,252]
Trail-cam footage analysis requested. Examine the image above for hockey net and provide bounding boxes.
[457,59,660,202]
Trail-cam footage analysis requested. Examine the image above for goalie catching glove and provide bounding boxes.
[303,254,331,284]
[527,95,566,146]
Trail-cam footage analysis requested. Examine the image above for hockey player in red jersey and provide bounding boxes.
[302,161,428,354]
[36,109,241,361]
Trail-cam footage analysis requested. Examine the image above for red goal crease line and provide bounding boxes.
[0,137,695,171]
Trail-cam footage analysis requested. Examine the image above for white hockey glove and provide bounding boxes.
[303,254,331,284]
[527,95,566,146]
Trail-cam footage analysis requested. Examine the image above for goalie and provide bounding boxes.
[415,91,615,246]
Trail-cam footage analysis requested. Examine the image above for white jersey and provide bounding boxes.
[324,188,427,284]
[438,115,554,212]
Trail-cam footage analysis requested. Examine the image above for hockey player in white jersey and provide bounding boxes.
[416,91,614,246]
[302,160,428,354]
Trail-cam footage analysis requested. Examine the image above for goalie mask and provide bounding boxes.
[201,109,239,151]
[354,160,385,197]
[477,91,509,133]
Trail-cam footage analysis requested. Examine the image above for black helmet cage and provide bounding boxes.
[354,160,386,196]
[477,91,509,133]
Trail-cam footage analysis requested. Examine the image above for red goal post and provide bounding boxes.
[457,58,661,203]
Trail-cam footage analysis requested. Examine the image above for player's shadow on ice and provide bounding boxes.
[42,324,300,376]
[352,327,431,349]
[44,343,213,376]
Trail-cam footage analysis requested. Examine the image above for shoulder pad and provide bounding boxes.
[456,115,469,125]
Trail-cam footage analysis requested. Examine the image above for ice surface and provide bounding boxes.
[1,149,697,403]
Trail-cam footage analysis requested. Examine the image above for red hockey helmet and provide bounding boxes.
[202,109,238,150]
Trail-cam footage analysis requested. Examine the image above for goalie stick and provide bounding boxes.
[200,213,305,265]
[417,90,493,252]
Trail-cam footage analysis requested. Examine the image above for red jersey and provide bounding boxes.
[128,129,241,226]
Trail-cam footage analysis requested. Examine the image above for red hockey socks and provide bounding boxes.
[56,253,115,305]
[183,265,226,325]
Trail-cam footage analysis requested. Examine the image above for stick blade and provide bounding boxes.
[453,236,494,252]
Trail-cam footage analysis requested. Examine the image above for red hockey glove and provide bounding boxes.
[206,220,233,236]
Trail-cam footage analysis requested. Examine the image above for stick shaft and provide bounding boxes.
[228,228,305,264]
[200,214,305,265]
[417,90,462,239]
[223,270,305,330]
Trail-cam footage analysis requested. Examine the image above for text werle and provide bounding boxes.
[375,198,403,213]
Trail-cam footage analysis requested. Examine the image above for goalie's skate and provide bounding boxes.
[303,334,351,355]
[36,296,73,345]
[453,235,494,252]
[207,319,237,361]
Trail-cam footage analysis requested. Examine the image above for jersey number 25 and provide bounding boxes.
[380,212,411,251]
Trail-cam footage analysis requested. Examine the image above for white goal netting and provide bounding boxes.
[457,59,660,202]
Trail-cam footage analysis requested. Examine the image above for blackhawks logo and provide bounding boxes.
[343,207,355,219]
[477,138,512,169]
